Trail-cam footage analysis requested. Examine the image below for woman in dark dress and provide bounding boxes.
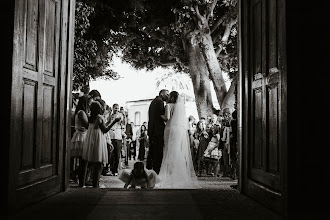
[195,120,210,176]
[138,125,148,161]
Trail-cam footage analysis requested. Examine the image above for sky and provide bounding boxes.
[89,55,230,109]
[89,56,163,107]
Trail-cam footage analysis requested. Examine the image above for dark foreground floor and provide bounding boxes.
[5,158,285,220]
[6,186,284,220]
[5,157,328,219]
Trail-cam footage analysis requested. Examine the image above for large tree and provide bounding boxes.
[73,1,120,90]
[79,0,238,117]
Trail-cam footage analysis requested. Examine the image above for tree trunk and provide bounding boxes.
[220,76,237,112]
[184,33,215,118]
[200,34,228,106]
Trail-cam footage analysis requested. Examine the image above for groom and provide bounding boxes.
[146,89,169,174]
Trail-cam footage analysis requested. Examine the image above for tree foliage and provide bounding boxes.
[80,0,237,77]
[73,1,119,90]
[76,0,238,115]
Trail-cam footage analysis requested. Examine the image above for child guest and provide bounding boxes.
[118,161,159,189]
[80,101,120,187]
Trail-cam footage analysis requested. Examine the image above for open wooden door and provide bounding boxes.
[240,0,288,215]
[8,0,75,210]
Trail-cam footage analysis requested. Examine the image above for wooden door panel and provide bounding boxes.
[252,87,262,168]
[44,0,60,76]
[15,0,60,186]
[24,0,39,71]
[41,85,55,165]
[251,0,262,76]
[242,0,287,214]
[9,0,73,209]
[20,80,37,171]
[249,0,281,189]
[267,83,279,173]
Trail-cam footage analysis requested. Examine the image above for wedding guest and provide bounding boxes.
[102,104,114,176]
[210,114,219,126]
[70,95,91,183]
[120,106,128,125]
[192,131,200,171]
[80,101,120,187]
[88,89,101,101]
[196,120,210,176]
[135,125,141,159]
[120,107,128,167]
[118,161,159,189]
[203,125,221,176]
[130,122,137,160]
[124,116,133,164]
[229,110,238,180]
[142,121,150,159]
[138,124,148,161]
[220,108,232,177]
[108,103,125,176]
[188,115,197,168]
[81,85,90,97]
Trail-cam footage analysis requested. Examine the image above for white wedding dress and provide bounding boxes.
[156,95,201,189]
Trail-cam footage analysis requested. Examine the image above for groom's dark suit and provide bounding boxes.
[147,95,166,174]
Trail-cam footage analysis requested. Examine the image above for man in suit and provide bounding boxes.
[146,89,169,174]
[124,115,133,165]
[129,122,137,160]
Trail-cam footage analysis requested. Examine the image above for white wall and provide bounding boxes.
[126,98,200,129]
[126,99,152,128]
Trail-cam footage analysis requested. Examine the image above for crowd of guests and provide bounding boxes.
[188,108,238,179]
[70,86,150,188]
[70,86,238,188]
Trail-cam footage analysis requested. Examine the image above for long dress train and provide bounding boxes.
[156,95,201,189]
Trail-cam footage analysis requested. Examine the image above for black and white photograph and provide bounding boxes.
[3,0,330,219]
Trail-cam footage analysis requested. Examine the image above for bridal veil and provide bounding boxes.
[156,94,201,189]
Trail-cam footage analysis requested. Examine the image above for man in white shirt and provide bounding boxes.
[108,103,125,176]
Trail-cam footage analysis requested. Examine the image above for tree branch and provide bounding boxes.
[194,5,210,33]
[215,45,223,56]
[206,0,218,21]
[210,14,227,34]
[194,5,204,23]
[221,18,237,43]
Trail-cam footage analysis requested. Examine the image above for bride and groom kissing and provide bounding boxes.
[119,89,200,189]
[146,89,200,189]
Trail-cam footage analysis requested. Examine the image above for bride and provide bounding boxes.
[156,91,201,189]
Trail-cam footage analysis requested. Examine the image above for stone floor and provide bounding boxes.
[73,158,239,190]
[6,159,287,220]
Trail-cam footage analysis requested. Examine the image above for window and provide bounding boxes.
[135,112,141,126]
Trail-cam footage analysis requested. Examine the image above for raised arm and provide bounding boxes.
[99,116,121,133]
